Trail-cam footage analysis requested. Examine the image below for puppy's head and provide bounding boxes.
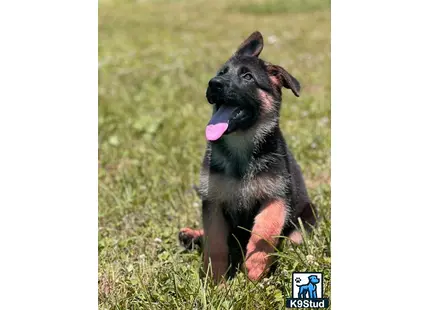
[205,31,300,141]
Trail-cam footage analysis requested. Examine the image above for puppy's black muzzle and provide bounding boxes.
[208,77,224,91]
[206,77,227,105]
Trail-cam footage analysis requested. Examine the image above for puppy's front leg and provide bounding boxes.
[202,200,229,283]
[245,199,287,281]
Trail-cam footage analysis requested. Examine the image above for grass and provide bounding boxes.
[230,0,331,14]
[98,0,331,309]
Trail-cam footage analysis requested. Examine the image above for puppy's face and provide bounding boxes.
[205,31,301,141]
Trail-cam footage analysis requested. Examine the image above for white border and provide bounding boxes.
[332,0,430,309]
[0,1,97,309]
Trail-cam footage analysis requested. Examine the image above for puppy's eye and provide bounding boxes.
[242,73,253,80]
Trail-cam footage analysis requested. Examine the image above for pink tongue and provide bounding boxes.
[205,123,228,141]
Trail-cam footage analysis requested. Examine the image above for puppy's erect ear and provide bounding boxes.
[267,64,301,97]
[234,31,264,58]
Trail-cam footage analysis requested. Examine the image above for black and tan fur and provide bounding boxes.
[179,31,317,283]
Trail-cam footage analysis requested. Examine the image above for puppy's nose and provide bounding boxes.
[208,78,224,91]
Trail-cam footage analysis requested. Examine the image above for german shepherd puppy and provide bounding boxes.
[179,31,317,283]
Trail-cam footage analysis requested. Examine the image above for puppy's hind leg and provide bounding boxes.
[287,230,303,245]
[287,202,319,245]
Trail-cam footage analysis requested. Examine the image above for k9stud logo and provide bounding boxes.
[286,272,329,308]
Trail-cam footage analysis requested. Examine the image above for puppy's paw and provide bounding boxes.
[178,228,203,250]
[245,252,269,281]
[288,230,303,245]
[215,281,228,290]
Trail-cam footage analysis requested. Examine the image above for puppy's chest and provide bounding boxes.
[200,150,286,207]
